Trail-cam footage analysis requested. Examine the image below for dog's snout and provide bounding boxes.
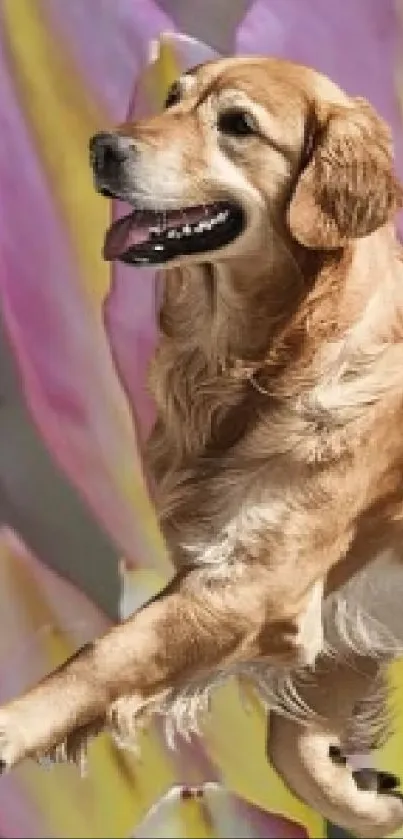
[89,132,135,177]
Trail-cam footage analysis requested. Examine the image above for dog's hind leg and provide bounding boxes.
[267,657,403,838]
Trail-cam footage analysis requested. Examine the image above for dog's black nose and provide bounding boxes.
[89,132,134,177]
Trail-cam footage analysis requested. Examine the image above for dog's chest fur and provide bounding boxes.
[146,258,403,578]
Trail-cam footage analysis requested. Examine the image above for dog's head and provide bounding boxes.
[90,56,401,268]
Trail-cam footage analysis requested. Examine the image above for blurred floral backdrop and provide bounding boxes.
[1,1,403,836]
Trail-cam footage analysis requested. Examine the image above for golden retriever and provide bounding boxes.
[1,55,403,837]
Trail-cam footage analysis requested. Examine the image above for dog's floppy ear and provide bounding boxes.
[288,97,402,249]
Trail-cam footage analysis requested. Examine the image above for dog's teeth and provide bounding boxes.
[148,208,230,243]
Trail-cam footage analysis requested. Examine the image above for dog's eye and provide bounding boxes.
[164,81,181,109]
[218,108,258,137]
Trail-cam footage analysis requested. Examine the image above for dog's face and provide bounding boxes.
[90,57,400,268]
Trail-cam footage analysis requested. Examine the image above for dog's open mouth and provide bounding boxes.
[103,201,244,264]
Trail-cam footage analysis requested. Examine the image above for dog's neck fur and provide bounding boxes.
[149,225,403,470]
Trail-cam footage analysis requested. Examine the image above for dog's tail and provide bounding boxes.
[267,712,403,838]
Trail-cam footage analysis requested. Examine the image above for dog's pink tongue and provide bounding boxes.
[103,206,210,261]
[103,213,151,260]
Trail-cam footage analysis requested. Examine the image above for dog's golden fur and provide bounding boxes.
[2,56,403,836]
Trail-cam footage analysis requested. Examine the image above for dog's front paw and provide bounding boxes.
[0,696,79,771]
[0,708,29,771]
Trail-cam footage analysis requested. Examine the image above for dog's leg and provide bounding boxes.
[267,657,403,838]
[0,563,313,771]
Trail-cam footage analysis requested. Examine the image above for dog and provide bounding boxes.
[1,55,403,837]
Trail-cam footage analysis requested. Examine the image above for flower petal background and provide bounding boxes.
[133,783,308,838]
[0,1,403,837]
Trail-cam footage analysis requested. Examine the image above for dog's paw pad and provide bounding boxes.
[377,771,400,793]
[353,768,400,794]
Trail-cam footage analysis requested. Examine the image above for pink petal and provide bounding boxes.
[133,783,308,838]
[46,0,175,120]
[0,527,109,837]
[0,31,166,570]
